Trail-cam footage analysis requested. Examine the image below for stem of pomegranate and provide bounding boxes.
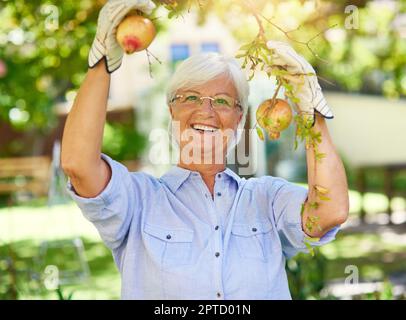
[270,81,283,107]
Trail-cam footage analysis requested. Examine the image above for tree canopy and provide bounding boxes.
[0,0,405,132]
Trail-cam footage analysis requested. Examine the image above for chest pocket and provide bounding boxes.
[143,223,194,270]
[231,220,274,262]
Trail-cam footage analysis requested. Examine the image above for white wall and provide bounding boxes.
[325,92,406,167]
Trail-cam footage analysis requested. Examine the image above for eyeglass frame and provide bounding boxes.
[169,92,242,111]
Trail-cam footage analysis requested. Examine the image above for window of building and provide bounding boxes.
[170,44,190,62]
[201,42,220,53]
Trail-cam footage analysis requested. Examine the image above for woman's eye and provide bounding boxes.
[215,98,229,105]
[185,95,198,101]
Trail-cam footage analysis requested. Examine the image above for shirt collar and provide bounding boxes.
[160,166,241,194]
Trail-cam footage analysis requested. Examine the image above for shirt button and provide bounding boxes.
[216,192,222,197]
[166,234,171,240]
[217,174,221,178]
[252,227,257,232]
[215,252,220,257]
[217,292,221,298]
[215,225,219,230]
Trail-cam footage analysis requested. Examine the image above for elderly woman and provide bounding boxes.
[61,0,349,300]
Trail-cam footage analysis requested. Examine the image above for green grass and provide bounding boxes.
[0,203,121,299]
[0,203,100,243]
[1,238,120,300]
[320,233,406,281]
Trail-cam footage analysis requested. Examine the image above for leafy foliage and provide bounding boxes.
[102,121,147,161]
[1,0,404,133]
[0,0,104,131]
[0,0,169,132]
[286,251,328,299]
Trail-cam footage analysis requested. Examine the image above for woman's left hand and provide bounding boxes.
[266,41,334,124]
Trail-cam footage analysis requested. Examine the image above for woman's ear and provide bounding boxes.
[169,105,174,119]
[236,111,243,127]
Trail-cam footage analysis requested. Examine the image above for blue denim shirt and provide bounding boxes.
[67,154,339,300]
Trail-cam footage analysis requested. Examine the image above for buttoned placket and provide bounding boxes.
[192,171,225,299]
[213,172,225,300]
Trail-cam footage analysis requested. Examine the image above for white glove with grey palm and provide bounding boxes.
[89,0,156,73]
[266,41,334,125]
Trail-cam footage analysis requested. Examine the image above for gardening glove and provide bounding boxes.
[89,0,156,73]
[266,41,334,125]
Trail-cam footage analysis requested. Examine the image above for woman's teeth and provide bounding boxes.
[191,124,219,132]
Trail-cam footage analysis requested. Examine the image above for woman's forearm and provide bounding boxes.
[302,114,349,237]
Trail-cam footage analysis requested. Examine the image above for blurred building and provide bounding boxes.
[325,92,406,168]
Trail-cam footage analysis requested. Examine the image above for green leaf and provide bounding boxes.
[314,185,329,195]
[56,288,64,300]
[238,43,252,51]
[305,236,320,242]
[319,195,331,201]
[315,152,326,161]
[304,241,315,257]
[290,96,301,104]
[256,126,264,141]
[168,10,176,19]
[283,83,294,92]
[271,68,290,77]
[258,42,269,51]
[300,203,305,216]
[235,53,246,59]
[259,51,270,65]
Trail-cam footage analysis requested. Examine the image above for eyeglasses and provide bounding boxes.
[170,91,242,110]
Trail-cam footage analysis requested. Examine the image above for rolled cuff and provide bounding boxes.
[66,153,123,214]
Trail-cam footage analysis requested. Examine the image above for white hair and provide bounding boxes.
[166,52,249,157]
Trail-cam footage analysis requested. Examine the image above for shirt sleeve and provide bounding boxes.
[269,177,340,259]
[66,153,142,250]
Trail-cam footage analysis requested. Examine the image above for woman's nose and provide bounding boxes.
[200,97,213,111]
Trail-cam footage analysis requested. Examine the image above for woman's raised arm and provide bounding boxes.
[61,60,111,198]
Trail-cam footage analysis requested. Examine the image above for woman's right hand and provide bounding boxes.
[89,0,156,74]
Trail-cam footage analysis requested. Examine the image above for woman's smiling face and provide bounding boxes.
[169,74,243,165]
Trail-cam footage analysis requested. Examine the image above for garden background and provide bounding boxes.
[1,0,406,300]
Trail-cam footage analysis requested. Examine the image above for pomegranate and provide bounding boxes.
[116,13,156,54]
[256,98,292,140]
